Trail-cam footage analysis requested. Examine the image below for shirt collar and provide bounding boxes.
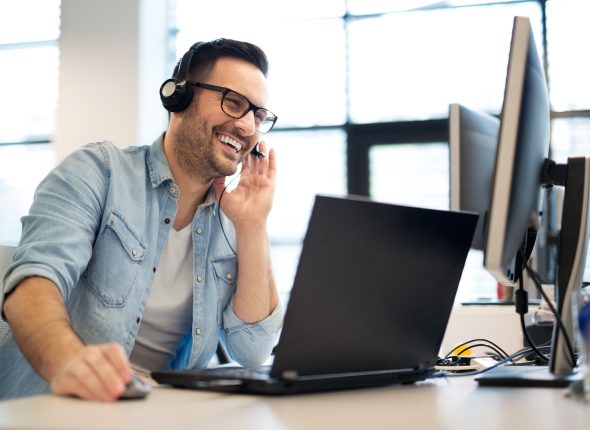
[146,133,173,188]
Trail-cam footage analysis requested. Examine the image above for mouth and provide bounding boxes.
[217,133,243,153]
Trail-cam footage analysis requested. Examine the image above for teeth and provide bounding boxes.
[219,135,242,152]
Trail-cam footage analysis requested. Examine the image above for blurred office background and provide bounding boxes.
[0,0,589,303]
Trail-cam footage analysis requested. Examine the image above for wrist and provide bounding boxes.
[234,218,268,234]
[38,327,85,382]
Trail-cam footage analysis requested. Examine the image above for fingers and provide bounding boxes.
[50,343,131,402]
[267,146,276,178]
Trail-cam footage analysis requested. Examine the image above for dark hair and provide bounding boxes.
[172,38,269,81]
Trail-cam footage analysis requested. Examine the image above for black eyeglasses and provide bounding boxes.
[188,82,277,134]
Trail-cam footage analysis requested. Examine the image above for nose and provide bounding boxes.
[234,109,257,136]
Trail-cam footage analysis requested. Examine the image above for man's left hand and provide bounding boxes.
[213,140,276,230]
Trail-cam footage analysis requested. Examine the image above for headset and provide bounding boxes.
[159,41,265,158]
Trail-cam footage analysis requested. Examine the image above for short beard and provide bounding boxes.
[174,107,240,182]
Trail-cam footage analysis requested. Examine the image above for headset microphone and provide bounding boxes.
[250,143,266,158]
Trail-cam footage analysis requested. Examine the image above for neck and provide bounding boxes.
[163,131,213,231]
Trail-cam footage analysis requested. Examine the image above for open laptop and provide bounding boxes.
[152,195,478,394]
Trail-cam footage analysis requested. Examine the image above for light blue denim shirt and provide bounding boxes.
[0,134,282,399]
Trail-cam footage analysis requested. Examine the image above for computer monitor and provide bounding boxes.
[477,16,590,387]
[483,16,549,287]
[448,104,499,250]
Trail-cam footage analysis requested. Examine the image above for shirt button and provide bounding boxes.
[226,273,233,280]
[131,249,137,257]
[196,227,203,234]
[197,275,203,283]
[195,328,202,335]
[164,218,171,224]
[169,186,176,194]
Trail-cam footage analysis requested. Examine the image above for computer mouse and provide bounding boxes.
[119,374,152,400]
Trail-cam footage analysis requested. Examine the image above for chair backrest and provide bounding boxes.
[0,245,16,345]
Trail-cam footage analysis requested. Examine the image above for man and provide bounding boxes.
[0,39,282,401]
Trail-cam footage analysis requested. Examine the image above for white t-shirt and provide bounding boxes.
[130,224,193,372]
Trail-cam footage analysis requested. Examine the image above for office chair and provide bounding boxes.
[0,245,16,346]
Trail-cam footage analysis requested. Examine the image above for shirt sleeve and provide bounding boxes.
[221,297,283,367]
[1,143,109,304]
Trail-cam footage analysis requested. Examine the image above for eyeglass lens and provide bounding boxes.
[222,91,275,133]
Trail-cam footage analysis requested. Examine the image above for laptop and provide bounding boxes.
[152,195,478,394]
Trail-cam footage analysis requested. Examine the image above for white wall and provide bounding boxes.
[55,0,169,160]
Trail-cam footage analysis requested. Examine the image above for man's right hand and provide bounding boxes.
[50,343,132,401]
[4,276,132,402]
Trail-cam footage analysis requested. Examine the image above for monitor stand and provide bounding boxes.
[476,365,581,388]
[477,156,590,388]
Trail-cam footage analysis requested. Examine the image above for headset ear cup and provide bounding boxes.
[160,79,194,112]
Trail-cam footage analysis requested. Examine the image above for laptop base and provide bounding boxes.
[152,368,434,395]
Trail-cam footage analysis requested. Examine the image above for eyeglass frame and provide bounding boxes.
[187,81,278,133]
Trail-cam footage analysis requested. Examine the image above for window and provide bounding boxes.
[347,3,542,122]
[0,0,60,244]
[546,1,590,112]
[172,0,590,302]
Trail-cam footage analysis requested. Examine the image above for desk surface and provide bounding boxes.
[0,377,589,430]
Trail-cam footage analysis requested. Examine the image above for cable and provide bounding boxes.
[433,345,551,379]
[519,311,549,362]
[217,168,243,257]
[443,338,510,360]
[452,343,509,361]
[514,251,551,363]
[524,263,577,367]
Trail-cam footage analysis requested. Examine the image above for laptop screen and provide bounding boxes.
[271,195,478,378]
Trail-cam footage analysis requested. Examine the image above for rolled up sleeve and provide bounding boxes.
[222,298,283,367]
[1,143,108,307]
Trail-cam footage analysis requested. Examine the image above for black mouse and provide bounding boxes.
[119,374,151,400]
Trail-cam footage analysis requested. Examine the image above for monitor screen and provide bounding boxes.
[483,16,550,286]
[449,103,499,250]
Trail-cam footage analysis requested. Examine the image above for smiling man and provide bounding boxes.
[0,39,282,401]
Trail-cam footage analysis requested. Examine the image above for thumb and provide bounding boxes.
[212,177,226,201]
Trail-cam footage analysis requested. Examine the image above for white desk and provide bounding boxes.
[0,377,589,430]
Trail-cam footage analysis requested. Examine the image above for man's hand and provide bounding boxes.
[211,140,279,323]
[213,140,276,229]
[4,277,132,402]
[50,343,131,402]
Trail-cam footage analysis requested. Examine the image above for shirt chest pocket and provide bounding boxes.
[84,210,145,307]
[210,256,238,327]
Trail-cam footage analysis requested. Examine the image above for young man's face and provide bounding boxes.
[173,56,269,181]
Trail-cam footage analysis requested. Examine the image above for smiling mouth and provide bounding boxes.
[218,134,243,153]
